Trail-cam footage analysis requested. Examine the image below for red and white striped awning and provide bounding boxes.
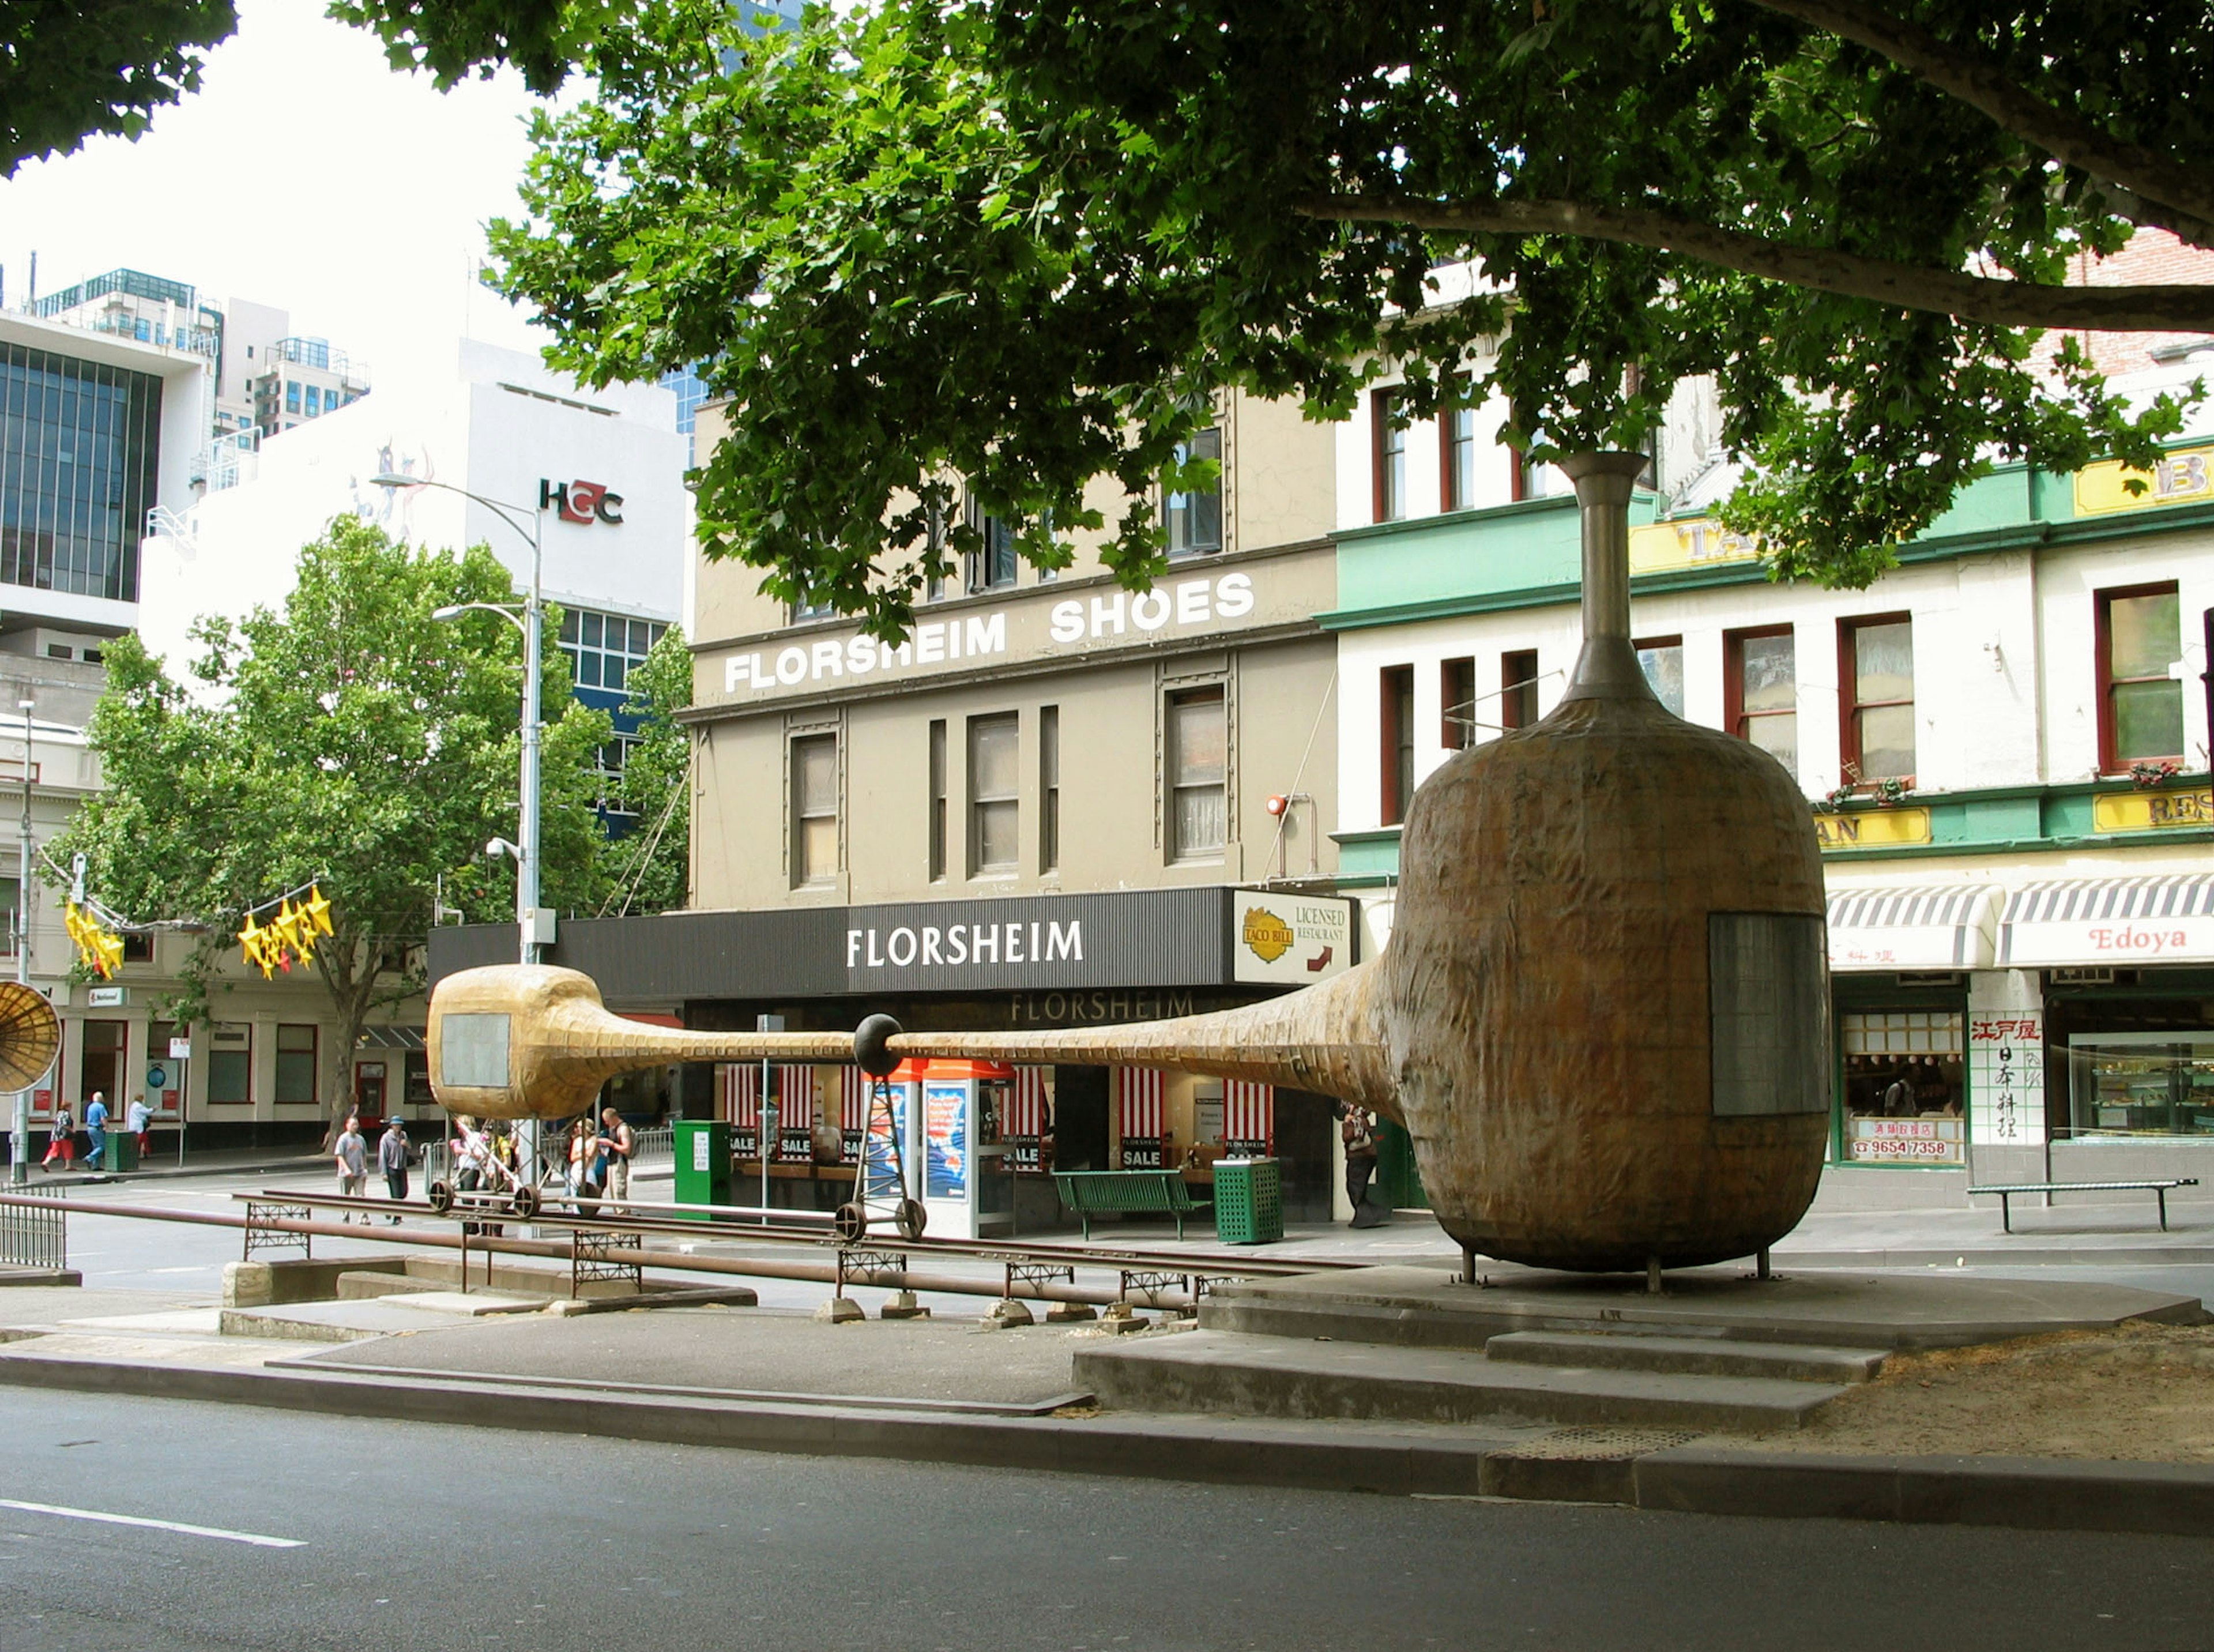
[1007,1067,1051,1137]
[839,1066,873,1133]
[1117,1067,1164,1139]
[717,1063,818,1126]
[1224,1080,1274,1150]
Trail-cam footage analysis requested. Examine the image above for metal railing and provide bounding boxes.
[0,1183,65,1271]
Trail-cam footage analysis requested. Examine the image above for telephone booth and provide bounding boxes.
[878,1058,1016,1239]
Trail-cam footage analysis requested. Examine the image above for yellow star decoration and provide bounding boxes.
[238,913,274,978]
[239,886,332,977]
[66,903,125,980]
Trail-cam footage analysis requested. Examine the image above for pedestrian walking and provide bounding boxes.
[127,1094,153,1162]
[565,1117,596,1200]
[598,1107,635,1211]
[40,1102,74,1169]
[378,1116,411,1221]
[82,1092,110,1172]
[334,1117,369,1219]
[1337,1101,1383,1228]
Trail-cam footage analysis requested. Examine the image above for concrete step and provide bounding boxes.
[1075,1330,1843,1433]
[336,1271,442,1301]
[1483,1330,1886,1384]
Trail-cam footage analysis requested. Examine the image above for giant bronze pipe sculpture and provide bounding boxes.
[430,453,1829,1271]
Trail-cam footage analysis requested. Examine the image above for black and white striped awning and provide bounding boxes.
[1998,875,2214,967]
[1824,885,2001,972]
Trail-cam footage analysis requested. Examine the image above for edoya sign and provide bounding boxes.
[721,570,1259,698]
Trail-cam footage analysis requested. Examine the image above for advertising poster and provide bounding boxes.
[924,1080,968,1200]
[865,1081,912,1194]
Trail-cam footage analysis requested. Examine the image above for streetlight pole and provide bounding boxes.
[370,473,547,966]
[10,699,33,1186]
[372,472,550,1195]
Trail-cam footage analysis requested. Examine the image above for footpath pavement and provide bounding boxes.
[7,1180,2214,1538]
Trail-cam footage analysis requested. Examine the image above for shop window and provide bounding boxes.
[927,718,947,882]
[0,874,17,955]
[1635,635,1685,717]
[1166,686,1227,860]
[1372,389,1407,522]
[1040,705,1060,873]
[790,733,839,886]
[969,713,1019,875]
[964,494,1018,590]
[274,1023,318,1105]
[1501,649,1539,731]
[2096,582,2185,772]
[1839,615,1915,784]
[1509,449,1556,502]
[1727,627,1798,776]
[1439,396,1477,511]
[1164,427,1223,556]
[1839,1010,1963,1164]
[1380,665,1415,826]
[2069,1034,2214,1137]
[1440,656,1475,752]
[79,1019,126,1106]
[208,1022,253,1104]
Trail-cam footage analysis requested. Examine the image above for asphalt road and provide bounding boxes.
[2,1388,2212,1652]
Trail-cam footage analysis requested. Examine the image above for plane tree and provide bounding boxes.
[473,0,2208,634]
[52,521,612,1140]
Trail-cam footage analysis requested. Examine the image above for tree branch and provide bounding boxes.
[1744,0,2214,247]
[1295,194,2214,331]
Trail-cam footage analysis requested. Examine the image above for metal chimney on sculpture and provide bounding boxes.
[426,451,1831,1273]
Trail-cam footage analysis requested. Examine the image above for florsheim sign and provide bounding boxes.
[429,887,1358,1002]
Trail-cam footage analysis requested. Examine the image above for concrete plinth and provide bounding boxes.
[880,1291,931,1320]
[981,1299,1036,1330]
[815,1296,865,1324]
[1201,1265,2209,1352]
[1045,1302,1097,1323]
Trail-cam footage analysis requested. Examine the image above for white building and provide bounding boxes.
[141,334,688,687]
[1325,353,2214,1210]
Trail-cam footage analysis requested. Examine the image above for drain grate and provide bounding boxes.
[1505,1427,1700,1460]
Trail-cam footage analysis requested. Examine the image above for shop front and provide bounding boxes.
[426,886,1358,1229]
[2000,873,2214,1184]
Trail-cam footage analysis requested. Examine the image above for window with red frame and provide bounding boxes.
[1372,390,1407,522]
[1440,657,1475,751]
[2096,582,2185,772]
[1839,616,1915,784]
[1726,627,1798,777]
[1440,389,1478,511]
[1501,649,1539,731]
[1380,665,1415,824]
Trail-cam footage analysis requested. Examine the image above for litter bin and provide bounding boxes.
[101,1125,136,1173]
[1213,1157,1282,1245]
[672,1119,731,1217]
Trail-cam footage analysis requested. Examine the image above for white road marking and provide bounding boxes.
[0,1499,304,1548]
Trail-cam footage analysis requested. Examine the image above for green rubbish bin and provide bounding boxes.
[672,1120,732,1217]
[1213,1157,1283,1245]
[102,1123,137,1173]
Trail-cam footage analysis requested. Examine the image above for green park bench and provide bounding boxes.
[1053,1170,1210,1240]
[1968,1176,2199,1233]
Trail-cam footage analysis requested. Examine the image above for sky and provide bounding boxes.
[0,0,564,379]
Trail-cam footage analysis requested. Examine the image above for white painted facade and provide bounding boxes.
[138,337,688,674]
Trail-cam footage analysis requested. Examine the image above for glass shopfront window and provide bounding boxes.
[1839,1008,1966,1164]
[2068,1033,2214,1137]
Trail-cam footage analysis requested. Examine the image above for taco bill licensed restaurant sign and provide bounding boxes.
[1233,893,1355,985]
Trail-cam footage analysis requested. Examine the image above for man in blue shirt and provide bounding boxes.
[83,1092,110,1172]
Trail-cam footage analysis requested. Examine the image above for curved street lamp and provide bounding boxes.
[371,475,548,969]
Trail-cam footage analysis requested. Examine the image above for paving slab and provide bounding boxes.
[300,1302,1125,1407]
[1203,1264,2209,1350]
[220,1297,492,1342]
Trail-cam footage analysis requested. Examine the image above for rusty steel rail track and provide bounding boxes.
[0,1189,1349,1310]
[247,1186,1358,1278]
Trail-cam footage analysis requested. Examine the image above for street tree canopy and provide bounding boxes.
[54,521,611,1135]
[481,0,2209,633]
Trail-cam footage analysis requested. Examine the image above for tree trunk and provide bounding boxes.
[315,935,385,1151]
